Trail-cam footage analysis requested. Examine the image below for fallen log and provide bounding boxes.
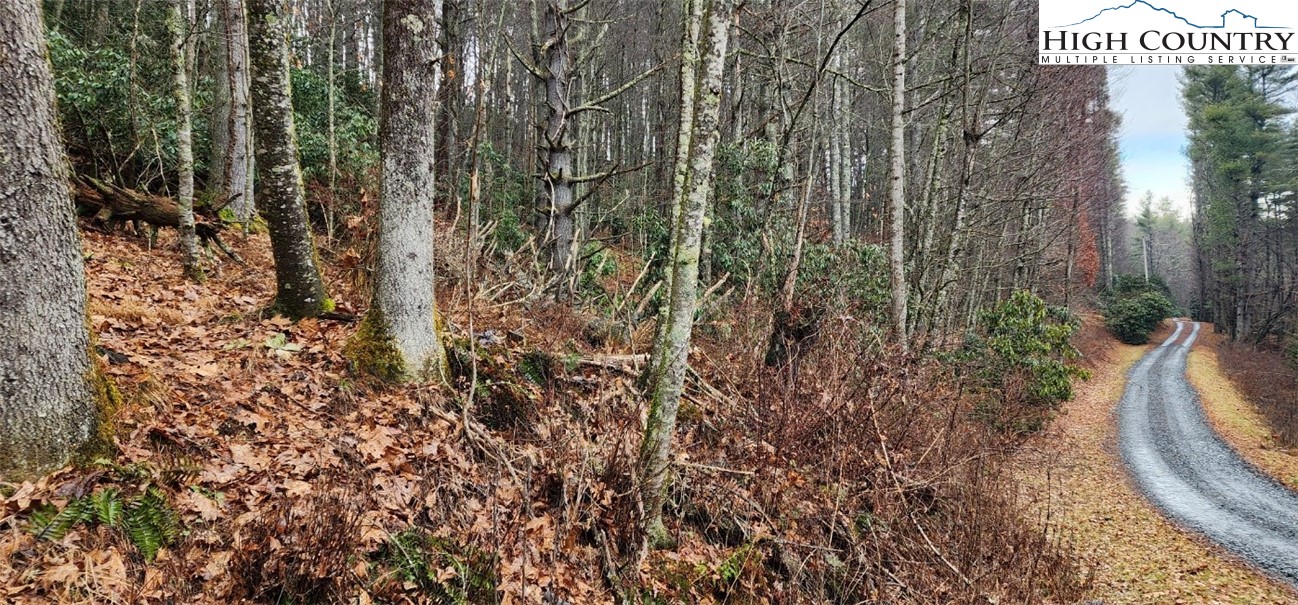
[74,176,242,263]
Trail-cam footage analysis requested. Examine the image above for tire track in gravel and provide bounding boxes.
[1119,320,1298,586]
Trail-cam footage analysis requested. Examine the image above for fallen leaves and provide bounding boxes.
[1013,332,1297,604]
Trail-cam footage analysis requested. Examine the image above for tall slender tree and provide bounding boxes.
[209,0,255,223]
[0,0,114,479]
[168,0,203,281]
[648,0,703,396]
[247,0,332,319]
[888,0,909,351]
[640,0,735,545]
[434,0,463,210]
[347,0,449,383]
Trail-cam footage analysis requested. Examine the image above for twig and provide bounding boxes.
[633,280,663,320]
[676,460,753,476]
[613,253,655,316]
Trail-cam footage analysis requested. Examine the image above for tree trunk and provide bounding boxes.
[169,0,204,281]
[640,0,734,546]
[326,0,338,241]
[247,0,332,319]
[348,0,449,383]
[221,0,255,223]
[434,0,462,210]
[210,5,231,201]
[888,0,909,352]
[648,0,702,391]
[0,0,112,480]
[830,52,850,246]
[540,0,577,283]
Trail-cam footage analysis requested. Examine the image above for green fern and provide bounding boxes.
[384,530,431,586]
[91,488,124,527]
[26,483,183,564]
[29,498,92,541]
[123,487,180,563]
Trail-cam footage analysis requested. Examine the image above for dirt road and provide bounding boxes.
[1119,320,1298,586]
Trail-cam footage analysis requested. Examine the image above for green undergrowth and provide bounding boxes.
[371,529,497,603]
[1102,275,1178,345]
[645,541,773,603]
[948,290,1090,434]
[26,460,187,563]
[447,339,561,431]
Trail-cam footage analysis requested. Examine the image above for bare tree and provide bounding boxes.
[640,0,735,546]
[210,0,255,223]
[168,0,203,281]
[512,0,662,293]
[888,0,909,351]
[348,0,449,383]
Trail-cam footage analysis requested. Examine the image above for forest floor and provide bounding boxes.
[1,227,634,603]
[11,223,1292,604]
[1015,321,1298,604]
[10,225,1093,604]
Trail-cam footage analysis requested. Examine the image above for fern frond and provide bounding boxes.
[91,488,124,527]
[29,498,92,541]
[123,487,180,562]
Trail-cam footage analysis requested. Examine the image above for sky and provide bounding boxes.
[1107,65,1192,218]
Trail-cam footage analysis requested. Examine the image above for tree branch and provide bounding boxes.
[569,59,670,116]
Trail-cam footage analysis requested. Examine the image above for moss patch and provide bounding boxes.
[75,334,123,468]
[344,308,409,383]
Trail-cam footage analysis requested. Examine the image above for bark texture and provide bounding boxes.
[0,0,105,479]
[888,0,909,352]
[539,0,576,279]
[349,0,449,383]
[210,0,255,222]
[648,0,703,393]
[169,0,204,281]
[434,0,462,209]
[247,0,331,319]
[640,0,734,544]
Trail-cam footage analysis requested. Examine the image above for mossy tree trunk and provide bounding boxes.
[0,0,108,480]
[648,0,703,392]
[168,0,204,282]
[347,0,448,383]
[247,0,331,319]
[639,0,734,546]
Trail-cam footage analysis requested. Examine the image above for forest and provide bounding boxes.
[0,0,1295,603]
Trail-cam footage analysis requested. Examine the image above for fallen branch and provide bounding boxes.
[74,175,243,264]
[578,354,648,375]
